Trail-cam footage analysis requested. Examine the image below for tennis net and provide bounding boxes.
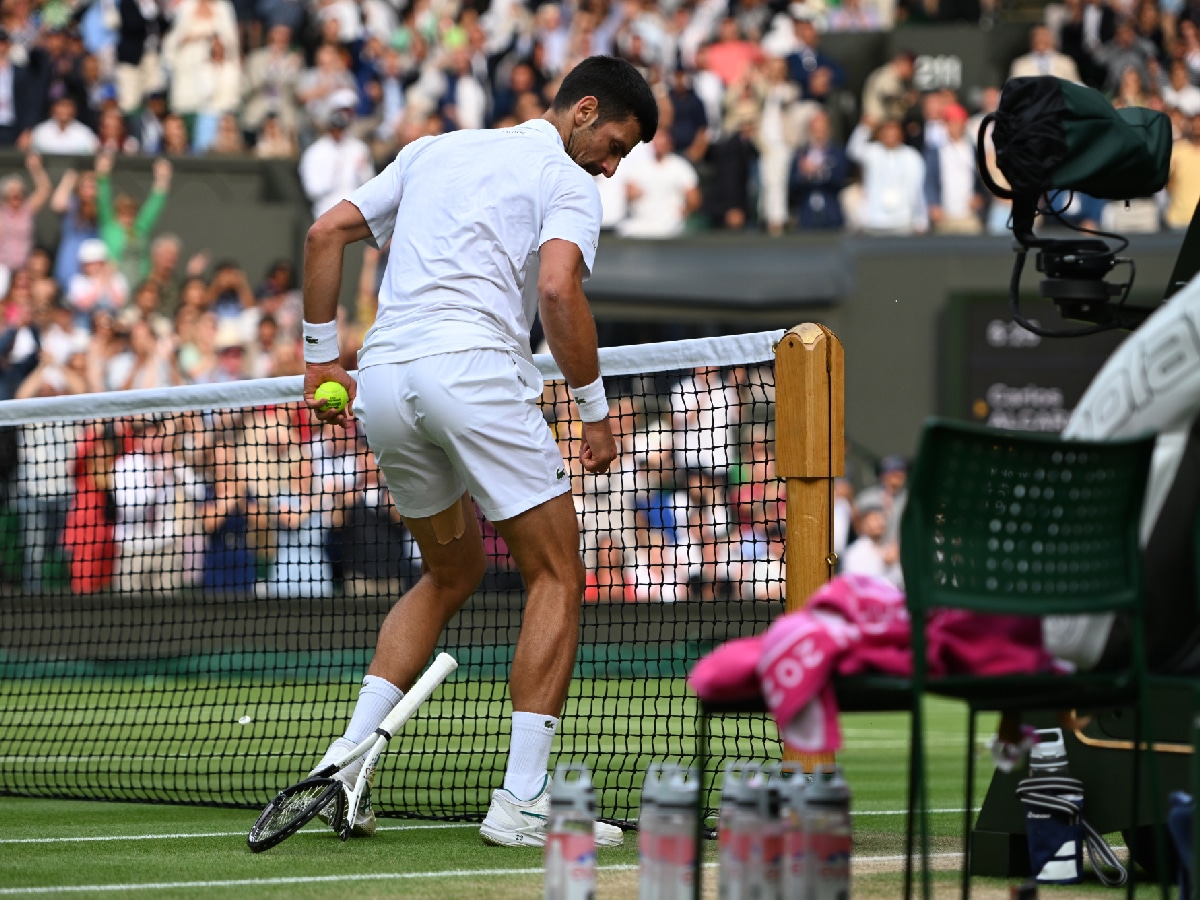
[0,330,786,826]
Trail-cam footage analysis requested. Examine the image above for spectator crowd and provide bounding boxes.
[2,0,1200,242]
[0,0,1183,601]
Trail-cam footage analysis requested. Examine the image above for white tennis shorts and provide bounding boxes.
[354,349,570,522]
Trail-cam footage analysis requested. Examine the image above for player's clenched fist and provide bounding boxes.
[580,418,618,474]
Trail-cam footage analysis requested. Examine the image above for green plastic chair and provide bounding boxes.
[691,419,1162,900]
[902,419,1161,899]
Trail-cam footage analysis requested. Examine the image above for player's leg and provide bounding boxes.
[312,362,484,834]
[367,493,485,688]
[478,495,623,847]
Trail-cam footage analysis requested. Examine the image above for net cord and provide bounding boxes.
[0,330,785,427]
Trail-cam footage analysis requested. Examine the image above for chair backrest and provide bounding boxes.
[899,419,1156,618]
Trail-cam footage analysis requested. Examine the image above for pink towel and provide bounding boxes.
[687,574,1057,753]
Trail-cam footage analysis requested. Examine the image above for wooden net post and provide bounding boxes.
[774,323,845,771]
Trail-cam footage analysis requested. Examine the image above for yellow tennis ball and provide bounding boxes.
[314,381,349,412]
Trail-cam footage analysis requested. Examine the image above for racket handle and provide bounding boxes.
[376,652,458,738]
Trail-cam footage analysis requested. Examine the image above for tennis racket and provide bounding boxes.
[247,652,458,852]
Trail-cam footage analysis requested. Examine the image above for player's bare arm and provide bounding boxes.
[537,238,617,475]
[302,199,373,426]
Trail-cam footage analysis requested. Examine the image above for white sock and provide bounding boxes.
[317,675,405,771]
[503,711,558,800]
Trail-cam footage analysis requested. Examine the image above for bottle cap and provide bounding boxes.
[805,764,850,807]
[550,762,596,816]
[658,766,699,809]
[770,761,809,813]
[641,762,674,807]
[1029,728,1067,765]
[721,761,761,808]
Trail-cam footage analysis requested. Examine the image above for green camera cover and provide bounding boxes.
[993,76,1171,200]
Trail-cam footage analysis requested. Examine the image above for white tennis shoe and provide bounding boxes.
[479,777,623,848]
[311,749,377,837]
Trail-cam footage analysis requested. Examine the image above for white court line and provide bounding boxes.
[0,866,637,895]
[0,823,478,845]
[0,857,971,895]
[0,808,979,845]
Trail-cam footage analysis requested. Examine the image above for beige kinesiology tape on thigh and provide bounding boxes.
[430,501,466,545]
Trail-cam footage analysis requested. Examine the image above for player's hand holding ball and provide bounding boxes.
[304,361,356,427]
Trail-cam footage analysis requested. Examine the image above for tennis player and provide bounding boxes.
[299,56,657,847]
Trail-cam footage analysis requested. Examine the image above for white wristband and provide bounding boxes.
[302,319,339,364]
[570,377,609,423]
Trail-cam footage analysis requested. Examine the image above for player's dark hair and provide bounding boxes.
[552,56,658,143]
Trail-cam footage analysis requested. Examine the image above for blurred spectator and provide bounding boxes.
[670,365,739,477]
[0,282,39,399]
[841,499,903,587]
[333,452,419,596]
[296,44,357,133]
[789,108,849,228]
[63,423,122,594]
[191,38,242,152]
[861,50,917,125]
[585,534,634,602]
[785,11,846,98]
[856,453,908,543]
[709,75,761,229]
[28,92,99,155]
[112,418,178,592]
[98,105,139,153]
[1112,64,1152,107]
[199,440,262,594]
[121,278,172,336]
[67,239,129,326]
[704,16,764,87]
[161,114,191,154]
[1094,18,1156,94]
[50,168,99,290]
[258,451,332,598]
[1167,112,1200,229]
[1059,0,1116,90]
[758,56,801,235]
[145,233,187,316]
[15,421,77,592]
[209,112,246,154]
[439,46,488,132]
[115,0,168,115]
[299,88,374,217]
[1162,59,1200,115]
[0,29,37,146]
[846,117,928,234]
[96,153,172,287]
[107,319,181,389]
[923,103,984,234]
[162,0,239,125]
[254,112,298,157]
[616,130,700,238]
[1010,25,1083,81]
[666,67,709,164]
[130,90,168,154]
[829,0,885,31]
[0,153,50,272]
[193,319,248,383]
[241,23,302,139]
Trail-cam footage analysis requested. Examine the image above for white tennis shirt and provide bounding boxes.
[349,118,603,370]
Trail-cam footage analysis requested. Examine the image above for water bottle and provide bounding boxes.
[804,765,851,900]
[775,763,809,900]
[655,765,699,900]
[544,763,596,900]
[752,765,785,900]
[639,763,668,900]
[719,762,762,900]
